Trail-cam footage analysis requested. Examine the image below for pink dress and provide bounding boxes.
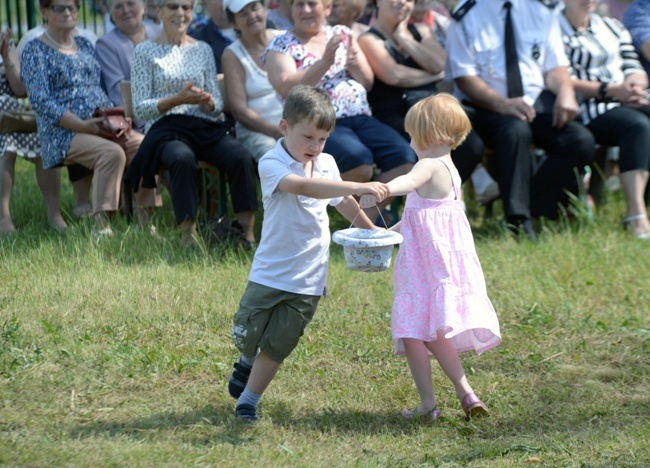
[392,158,501,355]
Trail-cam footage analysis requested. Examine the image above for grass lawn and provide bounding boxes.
[1,158,649,466]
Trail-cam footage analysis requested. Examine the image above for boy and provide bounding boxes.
[229,85,390,421]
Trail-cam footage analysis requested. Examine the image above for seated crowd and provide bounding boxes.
[1,0,649,242]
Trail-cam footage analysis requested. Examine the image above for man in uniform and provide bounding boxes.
[446,0,595,239]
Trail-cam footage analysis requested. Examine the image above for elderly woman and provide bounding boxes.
[96,0,163,133]
[21,0,157,236]
[264,0,416,218]
[222,0,284,160]
[0,29,66,233]
[561,0,650,239]
[128,0,259,247]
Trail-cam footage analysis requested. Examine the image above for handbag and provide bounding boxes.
[92,106,133,148]
[402,84,438,110]
[0,109,37,134]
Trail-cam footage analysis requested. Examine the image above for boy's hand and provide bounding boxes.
[357,182,390,203]
[359,194,377,209]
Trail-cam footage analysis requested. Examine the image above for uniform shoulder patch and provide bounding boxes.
[451,0,477,22]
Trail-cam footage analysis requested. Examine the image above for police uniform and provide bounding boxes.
[446,0,595,222]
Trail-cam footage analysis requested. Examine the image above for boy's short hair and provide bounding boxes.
[283,85,337,132]
[405,93,472,150]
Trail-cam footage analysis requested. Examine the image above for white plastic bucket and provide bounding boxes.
[332,228,404,272]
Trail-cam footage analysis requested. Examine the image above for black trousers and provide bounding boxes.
[471,108,595,220]
[587,105,650,173]
[160,133,258,223]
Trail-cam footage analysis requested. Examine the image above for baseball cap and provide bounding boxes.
[223,0,259,13]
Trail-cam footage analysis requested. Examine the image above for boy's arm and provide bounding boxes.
[278,174,390,201]
[336,196,378,229]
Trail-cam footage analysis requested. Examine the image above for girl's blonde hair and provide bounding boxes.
[405,93,471,150]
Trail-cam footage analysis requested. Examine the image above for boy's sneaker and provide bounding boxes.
[228,361,252,399]
[235,404,259,422]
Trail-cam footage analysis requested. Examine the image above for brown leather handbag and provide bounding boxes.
[92,106,133,149]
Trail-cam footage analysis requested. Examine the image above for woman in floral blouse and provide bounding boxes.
[263,0,415,219]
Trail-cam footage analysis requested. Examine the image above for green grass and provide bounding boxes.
[1,158,649,466]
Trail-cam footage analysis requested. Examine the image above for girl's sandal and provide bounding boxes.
[623,214,650,240]
[398,406,441,421]
[461,393,489,420]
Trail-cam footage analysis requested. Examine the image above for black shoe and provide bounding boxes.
[235,403,259,422]
[228,361,252,399]
[506,217,538,242]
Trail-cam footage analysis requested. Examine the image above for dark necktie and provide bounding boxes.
[504,1,524,98]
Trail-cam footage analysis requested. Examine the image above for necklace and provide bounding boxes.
[45,28,75,50]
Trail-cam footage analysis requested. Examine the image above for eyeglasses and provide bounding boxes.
[50,4,78,13]
[164,3,193,11]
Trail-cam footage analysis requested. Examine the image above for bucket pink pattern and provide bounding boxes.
[392,158,501,355]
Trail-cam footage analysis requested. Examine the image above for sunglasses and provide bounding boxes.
[50,4,79,13]
[164,3,193,11]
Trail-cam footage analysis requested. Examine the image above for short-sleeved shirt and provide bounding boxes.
[249,139,343,296]
[623,0,650,77]
[263,25,372,118]
[446,0,568,105]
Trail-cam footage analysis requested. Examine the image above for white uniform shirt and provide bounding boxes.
[446,0,568,105]
[249,139,344,296]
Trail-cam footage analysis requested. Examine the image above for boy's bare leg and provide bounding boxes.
[245,350,281,395]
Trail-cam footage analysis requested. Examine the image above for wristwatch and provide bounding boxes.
[599,81,609,101]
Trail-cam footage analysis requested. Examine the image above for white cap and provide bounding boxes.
[223,0,258,14]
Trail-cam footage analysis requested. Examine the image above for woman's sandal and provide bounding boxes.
[460,393,489,420]
[623,214,650,240]
[398,406,441,421]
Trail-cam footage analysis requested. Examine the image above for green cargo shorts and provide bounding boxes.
[232,282,321,364]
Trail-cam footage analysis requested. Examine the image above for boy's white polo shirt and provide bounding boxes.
[249,139,344,296]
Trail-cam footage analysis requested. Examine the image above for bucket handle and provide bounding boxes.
[349,204,389,230]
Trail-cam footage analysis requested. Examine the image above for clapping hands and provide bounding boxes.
[178,81,214,110]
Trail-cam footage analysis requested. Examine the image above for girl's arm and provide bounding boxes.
[386,158,449,196]
[222,49,282,138]
[1,31,26,96]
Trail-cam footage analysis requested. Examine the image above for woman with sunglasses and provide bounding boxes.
[21,0,160,236]
[128,0,259,247]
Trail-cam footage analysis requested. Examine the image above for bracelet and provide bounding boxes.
[599,81,609,101]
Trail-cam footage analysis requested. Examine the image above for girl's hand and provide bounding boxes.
[359,194,377,209]
[356,181,390,202]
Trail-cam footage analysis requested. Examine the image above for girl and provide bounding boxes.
[376,93,501,420]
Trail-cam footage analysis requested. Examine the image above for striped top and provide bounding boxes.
[560,11,647,124]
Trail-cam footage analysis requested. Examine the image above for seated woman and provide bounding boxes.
[561,0,650,239]
[96,0,162,133]
[358,0,483,182]
[21,0,160,236]
[222,0,284,161]
[128,0,259,248]
[0,29,66,233]
[264,0,416,217]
